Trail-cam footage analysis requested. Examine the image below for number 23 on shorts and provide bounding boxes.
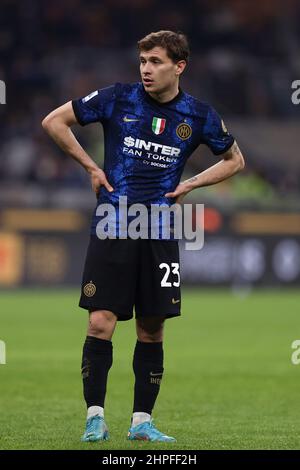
[159,262,180,287]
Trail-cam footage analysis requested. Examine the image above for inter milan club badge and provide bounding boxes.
[83,281,96,297]
[176,122,192,140]
[152,117,166,135]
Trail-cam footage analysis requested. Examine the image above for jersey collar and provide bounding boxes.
[141,83,183,107]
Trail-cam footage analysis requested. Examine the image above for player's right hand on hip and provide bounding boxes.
[90,168,114,195]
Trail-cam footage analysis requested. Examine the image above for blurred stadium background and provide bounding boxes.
[0,0,300,288]
[0,0,300,450]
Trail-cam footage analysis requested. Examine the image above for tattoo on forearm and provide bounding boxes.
[184,176,198,185]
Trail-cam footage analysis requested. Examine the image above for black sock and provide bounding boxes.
[81,336,113,408]
[133,340,164,415]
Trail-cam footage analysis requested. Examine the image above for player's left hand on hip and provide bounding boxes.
[165,183,190,204]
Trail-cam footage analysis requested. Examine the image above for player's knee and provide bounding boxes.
[138,331,163,342]
[87,310,116,339]
[136,318,164,342]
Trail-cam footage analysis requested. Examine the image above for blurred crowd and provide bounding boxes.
[0,0,300,206]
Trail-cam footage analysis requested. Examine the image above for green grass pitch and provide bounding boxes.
[0,288,299,450]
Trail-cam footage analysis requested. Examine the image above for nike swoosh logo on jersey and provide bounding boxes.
[123,116,140,122]
[172,298,180,304]
[150,372,163,377]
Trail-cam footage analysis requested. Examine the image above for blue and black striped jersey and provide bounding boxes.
[72,82,234,237]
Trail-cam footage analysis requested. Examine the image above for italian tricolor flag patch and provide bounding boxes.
[152,117,166,135]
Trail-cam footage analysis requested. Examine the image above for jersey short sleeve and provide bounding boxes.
[72,84,117,126]
[202,106,235,155]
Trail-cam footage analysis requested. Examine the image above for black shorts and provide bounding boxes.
[79,236,181,321]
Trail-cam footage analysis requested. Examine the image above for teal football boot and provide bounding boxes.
[81,415,109,442]
[127,419,176,442]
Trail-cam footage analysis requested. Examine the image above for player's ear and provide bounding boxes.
[175,60,186,76]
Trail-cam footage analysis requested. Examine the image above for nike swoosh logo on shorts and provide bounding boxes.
[172,298,180,304]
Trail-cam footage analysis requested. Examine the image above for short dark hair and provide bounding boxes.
[137,30,190,63]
